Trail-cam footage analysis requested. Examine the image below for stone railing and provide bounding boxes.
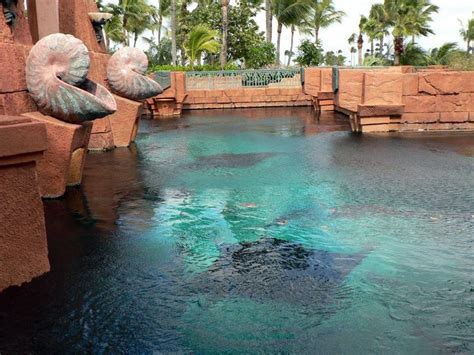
[185,69,303,90]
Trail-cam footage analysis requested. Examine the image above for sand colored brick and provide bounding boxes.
[403,95,437,113]
[363,72,403,105]
[439,111,469,123]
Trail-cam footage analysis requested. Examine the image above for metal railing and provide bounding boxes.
[185,69,303,90]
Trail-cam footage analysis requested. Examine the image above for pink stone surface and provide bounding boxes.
[22,111,93,198]
[363,72,403,105]
[0,116,50,291]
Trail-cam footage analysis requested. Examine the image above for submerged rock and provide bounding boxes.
[192,238,367,307]
[187,153,278,169]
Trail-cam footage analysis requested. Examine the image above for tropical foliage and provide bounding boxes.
[98,0,473,69]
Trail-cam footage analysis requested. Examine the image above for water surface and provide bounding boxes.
[0,108,473,354]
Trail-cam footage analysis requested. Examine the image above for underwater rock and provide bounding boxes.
[192,238,367,307]
[188,152,278,169]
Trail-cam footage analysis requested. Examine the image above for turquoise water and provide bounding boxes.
[0,108,473,353]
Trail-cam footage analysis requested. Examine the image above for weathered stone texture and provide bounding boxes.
[303,68,321,96]
[22,111,93,198]
[109,96,143,147]
[403,95,437,113]
[58,0,105,53]
[0,116,50,291]
[337,70,364,112]
[363,72,403,105]
[402,74,419,96]
[418,72,474,95]
[0,1,32,45]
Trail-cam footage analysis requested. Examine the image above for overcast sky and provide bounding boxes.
[113,0,474,64]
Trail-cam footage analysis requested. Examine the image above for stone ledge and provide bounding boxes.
[0,116,47,162]
[358,104,405,117]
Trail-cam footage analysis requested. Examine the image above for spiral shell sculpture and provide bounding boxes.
[26,33,117,123]
[107,47,163,101]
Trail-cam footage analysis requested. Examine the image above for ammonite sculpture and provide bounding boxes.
[26,33,117,123]
[107,47,163,101]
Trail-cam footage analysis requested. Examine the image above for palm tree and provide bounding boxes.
[310,0,345,43]
[357,16,367,66]
[384,0,438,65]
[184,25,220,67]
[266,0,273,42]
[220,0,229,67]
[348,33,357,66]
[103,0,155,46]
[271,0,311,65]
[171,0,177,65]
[459,18,474,54]
[155,0,170,46]
[426,42,458,65]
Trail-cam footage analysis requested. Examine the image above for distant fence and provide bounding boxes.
[185,69,303,90]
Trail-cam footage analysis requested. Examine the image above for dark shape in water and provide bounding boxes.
[193,238,366,307]
[187,153,277,169]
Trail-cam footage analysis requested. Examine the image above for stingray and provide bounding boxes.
[186,152,278,169]
[191,238,367,307]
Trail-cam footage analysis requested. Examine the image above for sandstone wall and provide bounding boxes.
[184,87,311,110]
[0,2,36,116]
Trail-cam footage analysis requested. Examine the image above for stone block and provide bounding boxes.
[0,91,37,116]
[418,72,474,95]
[27,0,60,42]
[22,111,93,198]
[58,0,105,53]
[401,112,439,123]
[361,123,400,133]
[439,112,469,123]
[403,74,419,96]
[109,96,143,147]
[88,51,110,87]
[88,117,115,150]
[403,95,436,113]
[435,93,473,112]
[337,70,364,112]
[363,72,403,105]
[470,112,474,122]
[266,88,280,96]
[0,116,50,291]
[0,1,32,45]
[358,104,405,117]
[360,116,392,125]
[303,68,321,96]
[0,43,30,93]
[320,68,333,92]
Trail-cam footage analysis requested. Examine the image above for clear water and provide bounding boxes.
[0,107,473,354]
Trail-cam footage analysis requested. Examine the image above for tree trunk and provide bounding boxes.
[265,0,272,43]
[171,0,177,66]
[276,22,282,65]
[133,32,138,47]
[379,37,383,56]
[370,39,374,56]
[315,27,319,43]
[394,37,403,66]
[467,40,471,54]
[287,25,295,66]
[157,14,162,45]
[357,33,363,66]
[220,0,229,68]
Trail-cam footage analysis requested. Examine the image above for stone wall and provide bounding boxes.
[184,87,311,110]
[306,66,474,133]
[0,2,36,116]
[401,71,474,131]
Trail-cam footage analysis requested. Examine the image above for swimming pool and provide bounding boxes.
[0,108,472,353]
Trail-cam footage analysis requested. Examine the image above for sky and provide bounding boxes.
[109,0,474,64]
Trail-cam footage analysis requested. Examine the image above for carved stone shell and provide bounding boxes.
[26,33,117,123]
[107,47,163,100]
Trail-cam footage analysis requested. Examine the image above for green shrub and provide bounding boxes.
[446,52,474,71]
